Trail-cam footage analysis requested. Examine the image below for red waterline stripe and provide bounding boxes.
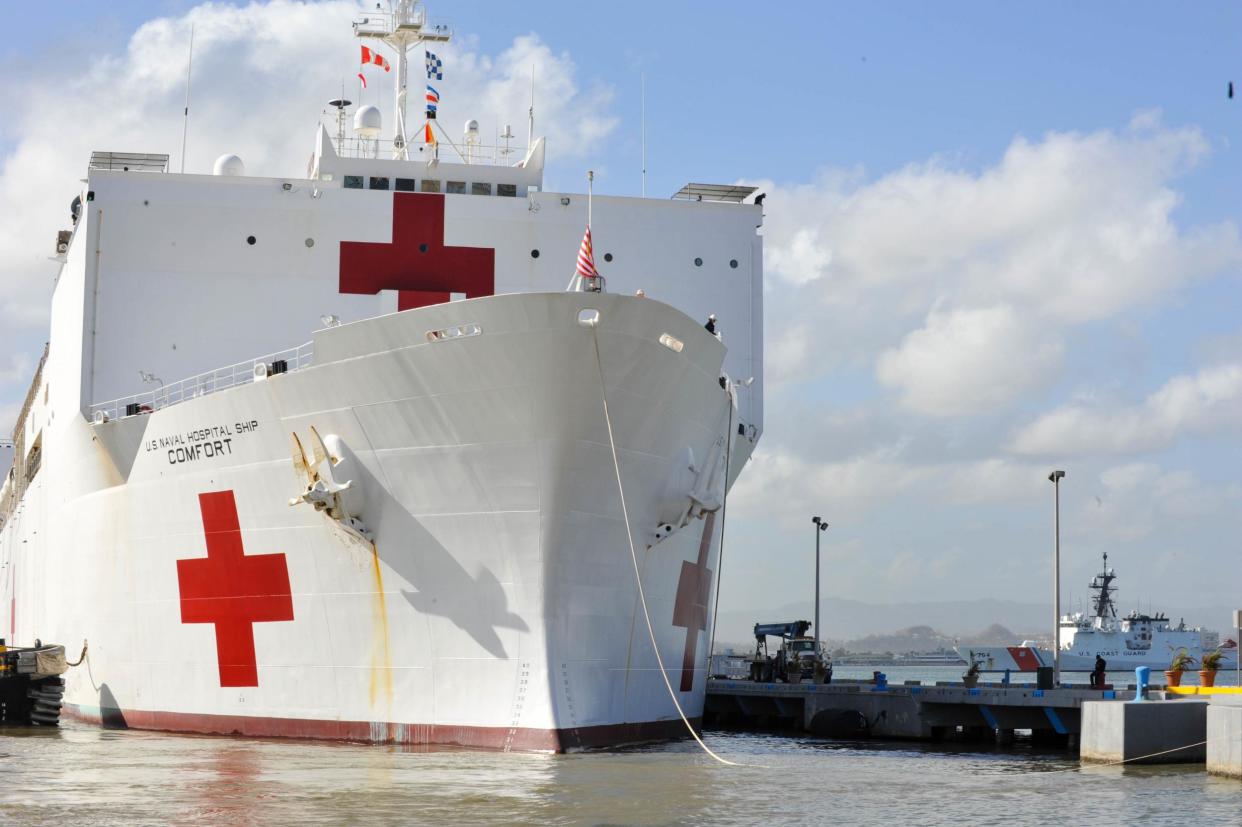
[62,703,700,753]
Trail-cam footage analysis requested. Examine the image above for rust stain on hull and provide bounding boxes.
[369,542,394,709]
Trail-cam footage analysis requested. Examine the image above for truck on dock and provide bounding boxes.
[0,641,68,726]
[750,621,832,684]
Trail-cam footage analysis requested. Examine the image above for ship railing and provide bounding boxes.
[89,341,314,422]
[334,136,527,168]
[352,9,452,39]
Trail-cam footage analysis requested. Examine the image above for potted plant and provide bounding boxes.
[1165,647,1195,688]
[1200,649,1224,688]
[962,660,982,688]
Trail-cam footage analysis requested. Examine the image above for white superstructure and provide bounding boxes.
[960,554,1236,673]
[0,3,766,751]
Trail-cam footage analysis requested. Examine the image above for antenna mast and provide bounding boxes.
[353,0,450,160]
[528,66,536,150]
[179,24,195,174]
[640,73,646,197]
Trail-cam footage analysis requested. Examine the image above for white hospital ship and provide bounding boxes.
[961,553,1236,673]
[0,2,765,750]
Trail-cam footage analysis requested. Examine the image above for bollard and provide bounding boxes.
[1133,666,1150,702]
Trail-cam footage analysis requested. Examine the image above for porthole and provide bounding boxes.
[729,259,738,269]
[305,238,315,248]
[604,253,613,262]
[419,243,429,253]
[246,235,256,245]
[694,257,703,267]
[531,249,540,258]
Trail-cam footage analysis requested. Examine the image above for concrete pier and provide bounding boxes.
[705,679,1118,744]
[1080,699,1207,765]
[1207,697,1242,778]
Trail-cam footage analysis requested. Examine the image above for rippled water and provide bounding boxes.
[2,717,1239,826]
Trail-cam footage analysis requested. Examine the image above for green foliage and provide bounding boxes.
[1200,649,1225,671]
[1167,647,1196,672]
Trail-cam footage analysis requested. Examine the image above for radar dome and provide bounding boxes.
[213,154,245,176]
[354,105,382,138]
[464,119,479,135]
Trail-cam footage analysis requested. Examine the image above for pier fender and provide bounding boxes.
[809,708,870,739]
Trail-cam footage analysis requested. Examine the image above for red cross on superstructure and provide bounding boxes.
[671,512,717,692]
[339,192,496,311]
[176,491,294,688]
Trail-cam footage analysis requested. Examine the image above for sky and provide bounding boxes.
[1,1,1240,630]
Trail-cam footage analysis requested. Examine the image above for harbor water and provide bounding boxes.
[4,665,1241,827]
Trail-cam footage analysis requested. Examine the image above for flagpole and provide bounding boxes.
[588,170,594,228]
[180,24,195,174]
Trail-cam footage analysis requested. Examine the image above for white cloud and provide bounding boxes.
[1011,363,1242,455]
[0,1,616,334]
[753,116,1240,393]
[730,448,933,527]
[759,115,1236,321]
[0,355,31,387]
[876,304,1064,416]
[1076,462,1235,542]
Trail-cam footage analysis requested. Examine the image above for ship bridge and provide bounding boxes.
[309,124,545,200]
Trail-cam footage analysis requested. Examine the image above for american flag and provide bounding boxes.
[576,226,598,278]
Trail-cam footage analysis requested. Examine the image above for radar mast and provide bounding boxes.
[353,0,451,159]
[1089,551,1118,620]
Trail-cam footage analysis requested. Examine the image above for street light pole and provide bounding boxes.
[812,516,828,657]
[1048,470,1066,687]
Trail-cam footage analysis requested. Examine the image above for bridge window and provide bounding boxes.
[395,178,416,192]
[343,175,363,190]
[421,179,441,193]
[446,181,466,194]
[369,177,390,190]
[472,182,492,196]
[497,184,517,197]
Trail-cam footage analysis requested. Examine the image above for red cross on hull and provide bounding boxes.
[671,512,717,692]
[339,192,496,311]
[176,491,294,687]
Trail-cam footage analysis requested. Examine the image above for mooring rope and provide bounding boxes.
[590,325,746,767]
[66,640,88,667]
[1024,737,1212,775]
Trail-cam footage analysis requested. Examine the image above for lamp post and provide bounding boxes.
[1048,470,1065,687]
[812,516,828,657]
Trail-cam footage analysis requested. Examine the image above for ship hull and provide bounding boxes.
[960,644,1237,673]
[3,292,750,751]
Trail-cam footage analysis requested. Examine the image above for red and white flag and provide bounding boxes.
[357,72,367,88]
[360,46,391,72]
[575,226,598,278]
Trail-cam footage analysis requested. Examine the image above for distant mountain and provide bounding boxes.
[832,623,1022,655]
[712,595,1238,651]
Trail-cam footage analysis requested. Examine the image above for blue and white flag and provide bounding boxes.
[425,51,443,80]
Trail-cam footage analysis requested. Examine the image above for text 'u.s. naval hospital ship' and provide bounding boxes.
[0,2,765,751]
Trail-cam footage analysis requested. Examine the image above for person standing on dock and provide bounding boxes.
[1091,654,1107,688]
